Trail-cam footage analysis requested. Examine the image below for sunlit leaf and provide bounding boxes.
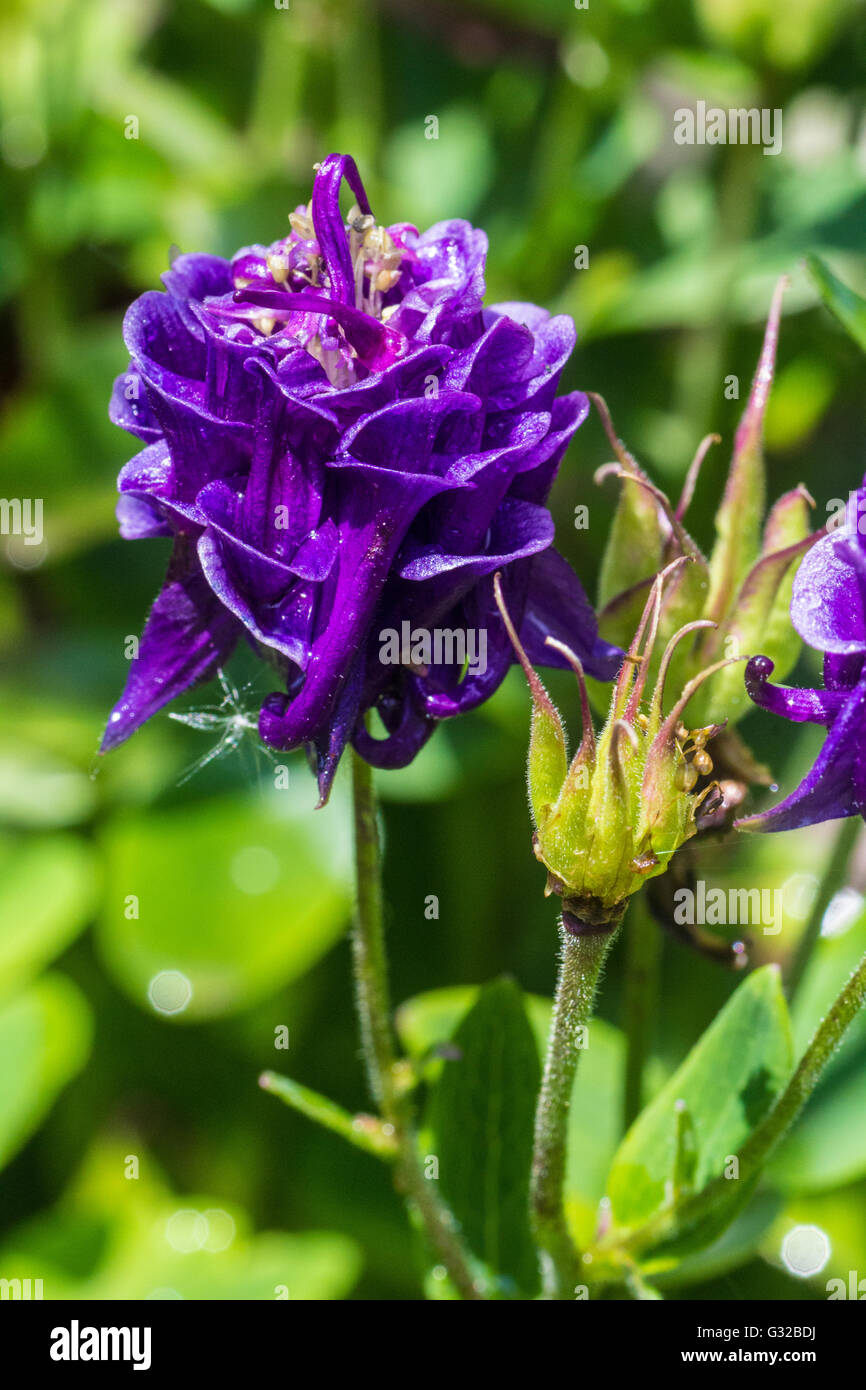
[0,835,98,998]
[0,975,92,1171]
[605,966,793,1233]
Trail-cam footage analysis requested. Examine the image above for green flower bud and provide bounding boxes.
[495,562,742,930]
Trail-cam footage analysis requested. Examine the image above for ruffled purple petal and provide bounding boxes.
[103,153,615,792]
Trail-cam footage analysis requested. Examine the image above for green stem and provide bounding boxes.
[607,948,866,1260]
[622,895,660,1133]
[349,751,485,1300]
[350,752,394,1111]
[787,817,861,999]
[531,915,621,1299]
[259,1071,398,1160]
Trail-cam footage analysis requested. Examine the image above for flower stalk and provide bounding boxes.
[349,751,485,1300]
[531,915,622,1299]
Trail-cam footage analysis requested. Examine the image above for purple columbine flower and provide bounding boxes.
[738,484,866,831]
[104,153,620,801]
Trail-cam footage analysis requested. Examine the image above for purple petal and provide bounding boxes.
[737,674,866,832]
[745,654,847,726]
[310,153,373,306]
[101,539,239,751]
[791,528,866,655]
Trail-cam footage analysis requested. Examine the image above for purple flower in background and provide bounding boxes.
[738,484,866,831]
[104,153,620,801]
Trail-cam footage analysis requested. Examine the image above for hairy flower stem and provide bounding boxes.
[350,751,484,1300]
[532,915,622,1299]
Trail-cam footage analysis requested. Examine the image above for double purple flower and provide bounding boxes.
[104,153,619,800]
[740,485,866,831]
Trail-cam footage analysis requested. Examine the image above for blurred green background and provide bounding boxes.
[1,0,866,1300]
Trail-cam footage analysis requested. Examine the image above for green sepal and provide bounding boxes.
[704,280,786,627]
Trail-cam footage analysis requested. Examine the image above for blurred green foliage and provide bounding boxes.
[1,0,866,1299]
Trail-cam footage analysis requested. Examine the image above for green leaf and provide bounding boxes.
[807,253,866,353]
[0,975,93,1171]
[395,984,479,1060]
[396,985,652,1247]
[606,965,793,1234]
[97,790,351,1021]
[428,980,541,1294]
[0,835,98,1001]
[560,1010,660,1246]
[655,1189,783,1291]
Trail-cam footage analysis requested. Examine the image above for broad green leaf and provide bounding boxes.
[97,790,351,1021]
[396,985,655,1247]
[0,975,93,1171]
[428,980,540,1294]
[807,253,866,353]
[606,965,793,1233]
[0,835,98,1000]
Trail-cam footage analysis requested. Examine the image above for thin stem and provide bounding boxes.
[349,750,484,1300]
[350,752,394,1110]
[259,1070,399,1160]
[787,816,861,999]
[531,915,621,1299]
[622,896,661,1133]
